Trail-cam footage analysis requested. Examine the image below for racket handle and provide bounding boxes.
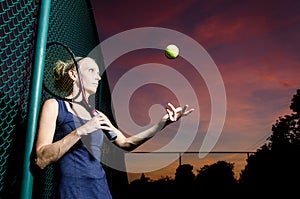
[104,131,118,141]
[91,109,117,141]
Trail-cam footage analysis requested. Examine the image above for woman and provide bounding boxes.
[35,57,194,199]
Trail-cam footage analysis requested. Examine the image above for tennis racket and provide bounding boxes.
[43,41,117,141]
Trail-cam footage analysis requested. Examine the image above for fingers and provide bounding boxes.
[182,105,194,116]
[182,105,188,113]
[166,103,177,121]
[96,114,113,131]
[166,103,194,121]
[167,102,176,110]
[87,112,113,132]
[166,103,182,121]
[166,108,175,121]
[184,108,194,115]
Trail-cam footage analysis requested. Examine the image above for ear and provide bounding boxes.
[68,69,77,81]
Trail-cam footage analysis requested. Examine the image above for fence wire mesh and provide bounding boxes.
[0,0,115,198]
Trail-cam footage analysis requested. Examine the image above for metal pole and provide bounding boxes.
[179,152,182,166]
[20,0,51,198]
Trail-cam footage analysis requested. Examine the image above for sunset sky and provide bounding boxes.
[89,0,300,181]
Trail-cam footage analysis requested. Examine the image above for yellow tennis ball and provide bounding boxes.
[165,44,179,59]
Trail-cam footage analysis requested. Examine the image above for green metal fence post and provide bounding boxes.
[20,1,51,198]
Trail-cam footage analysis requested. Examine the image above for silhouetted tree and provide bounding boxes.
[195,161,237,197]
[173,164,195,198]
[290,89,300,113]
[127,174,176,199]
[127,173,150,199]
[150,176,175,199]
[239,89,300,198]
[174,164,195,185]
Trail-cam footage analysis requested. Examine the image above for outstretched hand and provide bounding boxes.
[165,103,194,122]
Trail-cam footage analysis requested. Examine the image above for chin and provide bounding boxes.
[86,89,97,95]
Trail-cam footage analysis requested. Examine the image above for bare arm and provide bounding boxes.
[35,99,110,169]
[100,103,194,151]
[35,99,81,169]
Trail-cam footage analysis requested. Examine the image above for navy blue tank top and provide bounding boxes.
[53,99,112,199]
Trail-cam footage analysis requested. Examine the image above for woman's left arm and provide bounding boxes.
[108,103,194,151]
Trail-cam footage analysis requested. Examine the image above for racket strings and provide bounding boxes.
[52,59,77,98]
[44,43,81,100]
[44,42,95,115]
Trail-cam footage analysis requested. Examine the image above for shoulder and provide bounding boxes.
[43,98,58,107]
[41,99,59,113]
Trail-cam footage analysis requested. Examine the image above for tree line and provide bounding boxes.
[120,89,300,199]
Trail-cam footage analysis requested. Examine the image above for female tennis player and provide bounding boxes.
[34,57,194,199]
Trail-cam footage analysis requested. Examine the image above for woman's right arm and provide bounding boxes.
[35,99,113,169]
[35,99,81,169]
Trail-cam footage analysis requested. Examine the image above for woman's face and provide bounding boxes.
[78,57,101,95]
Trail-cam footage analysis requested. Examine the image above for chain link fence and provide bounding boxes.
[0,1,128,198]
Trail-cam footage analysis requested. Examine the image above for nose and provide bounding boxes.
[96,74,101,81]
